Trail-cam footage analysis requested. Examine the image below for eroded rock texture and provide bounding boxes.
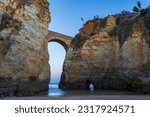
[0,0,50,96]
[60,13,150,93]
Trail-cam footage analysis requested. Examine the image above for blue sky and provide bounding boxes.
[48,0,150,83]
[49,0,150,36]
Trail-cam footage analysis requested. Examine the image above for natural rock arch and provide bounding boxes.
[47,31,72,51]
[46,30,72,84]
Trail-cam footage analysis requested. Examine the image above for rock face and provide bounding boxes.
[60,13,150,93]
[0,0,50,96]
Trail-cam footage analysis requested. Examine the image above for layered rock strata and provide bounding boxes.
[60,13,150,93]
[0,0,50,96]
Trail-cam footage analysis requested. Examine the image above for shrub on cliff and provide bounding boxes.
[133,1,148,16]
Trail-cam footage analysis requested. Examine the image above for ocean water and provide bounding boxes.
[48,83,95,97]
[48,83,137,97]
[48,83,65,96]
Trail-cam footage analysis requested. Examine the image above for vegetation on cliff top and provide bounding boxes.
[133,1,149,15]
[76,1,150,48]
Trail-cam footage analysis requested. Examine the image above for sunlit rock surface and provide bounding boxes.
[0,0,50,96]
[60,13,150,93]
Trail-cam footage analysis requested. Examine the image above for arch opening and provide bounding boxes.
[48,42,66,83]
[48,42,66,96]
[49,39,68,51]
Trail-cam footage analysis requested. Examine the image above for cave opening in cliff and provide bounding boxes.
[86,80,95,91]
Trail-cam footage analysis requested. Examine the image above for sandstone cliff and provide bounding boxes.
[60,13,150,93]
[0,0,50,96]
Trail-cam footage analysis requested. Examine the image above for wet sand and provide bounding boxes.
[2,90,150,100]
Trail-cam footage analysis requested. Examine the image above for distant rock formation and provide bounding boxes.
[60,13,150,93]
[0,0,50,96]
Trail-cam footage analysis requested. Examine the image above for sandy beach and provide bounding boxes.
[3,95,150,100]
[2,90,150,100]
